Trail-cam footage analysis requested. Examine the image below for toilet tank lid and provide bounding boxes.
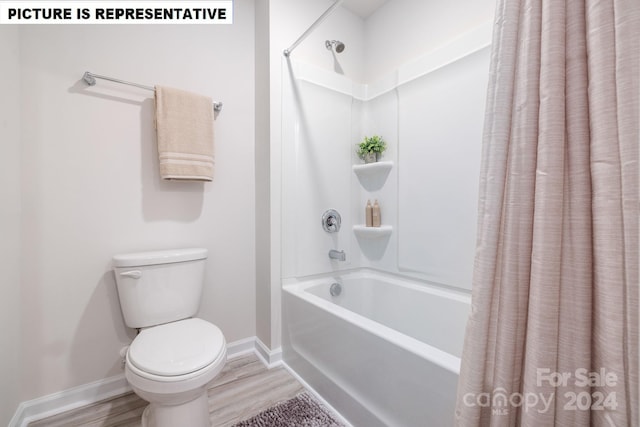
[113,248,207,268]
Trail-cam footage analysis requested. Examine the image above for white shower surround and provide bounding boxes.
[281,22,492,284]
[281,21,492,427]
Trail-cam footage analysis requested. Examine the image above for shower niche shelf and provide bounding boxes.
[352,161,393,179]
[353,161,393,191]
[353,225,393,239]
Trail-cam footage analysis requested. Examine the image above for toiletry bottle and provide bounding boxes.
[366,200,373,227]
[372,200,381,227]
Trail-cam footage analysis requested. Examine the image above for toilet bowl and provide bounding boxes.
[113,248,226,427]
[125,318,227,427]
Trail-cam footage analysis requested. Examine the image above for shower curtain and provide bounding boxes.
[455,0,638,425]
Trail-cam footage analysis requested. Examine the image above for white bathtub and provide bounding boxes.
[282,270,471,427]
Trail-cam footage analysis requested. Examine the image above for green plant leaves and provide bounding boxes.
[356,135,386,156]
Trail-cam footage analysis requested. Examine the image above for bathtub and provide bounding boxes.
[282,270,471,427]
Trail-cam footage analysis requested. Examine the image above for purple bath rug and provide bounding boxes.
[232,392,345,427]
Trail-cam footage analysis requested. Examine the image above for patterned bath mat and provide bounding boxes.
[233,392,346,427]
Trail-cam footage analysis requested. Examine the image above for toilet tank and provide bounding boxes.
[112,248,207,329]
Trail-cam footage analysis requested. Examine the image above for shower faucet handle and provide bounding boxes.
[322,209,341,233]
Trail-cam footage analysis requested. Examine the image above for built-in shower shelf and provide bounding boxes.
[353,225,393,239]
[352,161,393,179]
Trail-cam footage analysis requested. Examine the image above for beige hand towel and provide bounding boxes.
[155,85,214,181]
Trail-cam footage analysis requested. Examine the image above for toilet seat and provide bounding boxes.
[128,318,225,377]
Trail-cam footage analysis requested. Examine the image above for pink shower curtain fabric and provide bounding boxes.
[455,0,639,426]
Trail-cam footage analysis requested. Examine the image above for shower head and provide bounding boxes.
[325,40,345,53]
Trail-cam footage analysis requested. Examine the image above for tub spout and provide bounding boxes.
[329,249,346,261]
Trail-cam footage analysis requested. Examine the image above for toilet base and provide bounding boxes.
[140,392,210,427]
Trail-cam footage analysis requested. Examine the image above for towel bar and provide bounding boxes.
[82,71,223,112]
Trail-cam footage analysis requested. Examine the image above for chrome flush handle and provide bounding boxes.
[120,270,142,279]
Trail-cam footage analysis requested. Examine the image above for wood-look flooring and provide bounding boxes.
[29,353,306,427]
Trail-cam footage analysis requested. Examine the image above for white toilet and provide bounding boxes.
[113,248,226,427]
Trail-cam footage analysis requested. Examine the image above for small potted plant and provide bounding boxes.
[357,135,386,163]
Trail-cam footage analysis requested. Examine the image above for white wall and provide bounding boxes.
[255,0,272,347]
[0,26,23,427]
[14,0,256,403]
[364,0,496,83]
[277,0,366,82]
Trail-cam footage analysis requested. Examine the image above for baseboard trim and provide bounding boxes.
[9,373,131,427]
[255,337,283,368]
[9,337,283,427]
[226,336,258,358]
